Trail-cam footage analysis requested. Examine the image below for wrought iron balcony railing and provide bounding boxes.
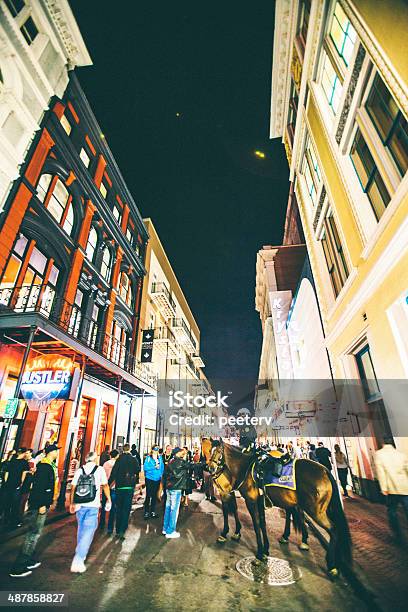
[0,284,156,389]
[170,317,197,351]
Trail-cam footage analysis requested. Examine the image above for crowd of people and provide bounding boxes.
[0,440,215,578]
[0,436,406,579]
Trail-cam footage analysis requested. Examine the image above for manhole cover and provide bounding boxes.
[236,556,302,586]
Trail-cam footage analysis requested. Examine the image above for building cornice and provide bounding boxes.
[43,0,92,67]
[270,0,297,139]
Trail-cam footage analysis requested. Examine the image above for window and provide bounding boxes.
[109,320,128,367]
[100,246,112,281]
[0,234,59,314]
[5,0,25,17]
[321,52,343,114]
[60,114,72,136]
[302,137,322,204]
[329,2,357,66]
[79,147,90,167]
[126,227,133,243]
[68,289,83,337]
[118,272,132,307]
[20,16,38,45]
[36,175,75,236]
[350,128,391,220]
[321,211,349,297]
[88,304,100,349]
[296,0,311,50]
[99,178,108,199]
[113,205,121,223]
[365,73,408,176]
[86,227,98,262]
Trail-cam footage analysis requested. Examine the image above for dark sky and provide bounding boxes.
[69,1,289,384]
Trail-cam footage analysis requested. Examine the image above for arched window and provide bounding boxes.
[86,226,98,262]
[36,174,75,237]
[118,271,132,307]
[100,246,112,281]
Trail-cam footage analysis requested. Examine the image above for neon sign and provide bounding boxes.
[20,354,79,403]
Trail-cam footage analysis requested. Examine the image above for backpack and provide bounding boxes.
[73,465,98,504]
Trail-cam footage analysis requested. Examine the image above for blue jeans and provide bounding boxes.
[74,507,99,562]
[163,490,182,535]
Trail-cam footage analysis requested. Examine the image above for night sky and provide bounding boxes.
[69,1,289,384]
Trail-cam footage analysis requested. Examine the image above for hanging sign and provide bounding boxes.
[140,329,153,363]
[19,354,80,403]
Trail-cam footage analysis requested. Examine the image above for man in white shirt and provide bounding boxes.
[374,437,408,538]
[69,451,111,573]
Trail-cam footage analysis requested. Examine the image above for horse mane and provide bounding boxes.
[223,441,253,465]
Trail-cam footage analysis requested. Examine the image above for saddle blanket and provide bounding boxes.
[253,459,297,490]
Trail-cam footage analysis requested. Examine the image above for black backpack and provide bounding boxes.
[73,465,98,504]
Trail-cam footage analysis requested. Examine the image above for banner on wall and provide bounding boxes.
[140,329,153,363]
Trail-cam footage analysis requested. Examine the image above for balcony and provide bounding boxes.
[192,353,205,368]
[170,318,197,353]
[153,326,180,358]
[0,284,157,392]
[150,282,176,319]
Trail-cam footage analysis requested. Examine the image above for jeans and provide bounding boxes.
[14,509,47,569]
[387,494,408,536]
[144,479,160,514]
[100,489,117,532]
[337,468,349,496]
[163,490,182,535]
[74,507,99,562]
[115,489,134,535]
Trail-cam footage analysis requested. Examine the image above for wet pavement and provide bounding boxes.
[0,492,381,612]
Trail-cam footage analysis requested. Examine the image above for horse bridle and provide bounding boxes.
[208,443,226,479]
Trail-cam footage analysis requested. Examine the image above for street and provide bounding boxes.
[0,492,371,612]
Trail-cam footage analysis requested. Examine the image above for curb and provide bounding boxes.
[305,516,383,612]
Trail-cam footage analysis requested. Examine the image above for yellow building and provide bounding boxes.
[271,0,408,498]
[137,218,210,450]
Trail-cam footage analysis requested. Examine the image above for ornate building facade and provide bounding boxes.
[269,0,408,499]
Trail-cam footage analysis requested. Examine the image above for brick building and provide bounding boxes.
[0,72,155,484]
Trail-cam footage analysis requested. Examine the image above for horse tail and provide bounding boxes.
[327,470,352,569]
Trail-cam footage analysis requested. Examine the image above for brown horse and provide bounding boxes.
[202,439,352,577]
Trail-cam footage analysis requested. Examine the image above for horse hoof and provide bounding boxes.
[252,557,263,566]
[231,533,241,541]
[217,535,227,543]
[262,553,269,561]
[299,543,309,551]
[328,568,339,579]
[279,537,289,544]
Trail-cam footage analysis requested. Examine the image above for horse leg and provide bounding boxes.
[217,498,230,543]
[245,499,264,561]
[279,509,292,544]
[314,513,338,576]
[257,494,270,558]
[230,495,242,541]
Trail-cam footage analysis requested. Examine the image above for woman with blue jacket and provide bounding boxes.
[143,446,164,519]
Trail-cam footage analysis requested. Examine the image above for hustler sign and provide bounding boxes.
[19,355,80,403]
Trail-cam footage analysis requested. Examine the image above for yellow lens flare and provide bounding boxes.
[254,150,265,158]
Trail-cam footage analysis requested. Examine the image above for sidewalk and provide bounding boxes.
[308,493,408,611]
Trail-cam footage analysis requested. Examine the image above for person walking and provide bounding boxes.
[9,444,60,578]
[109,443,139,539]
[69,451,111,573]
[163,447,192,538]
[315,442,332,471]
[3,448,31,528]
[334,444,350,497]
[374,437,408,540]
[99,445,111,466]
[100,449,119,533]
[308,443,317,461]
[143,446,164,519]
